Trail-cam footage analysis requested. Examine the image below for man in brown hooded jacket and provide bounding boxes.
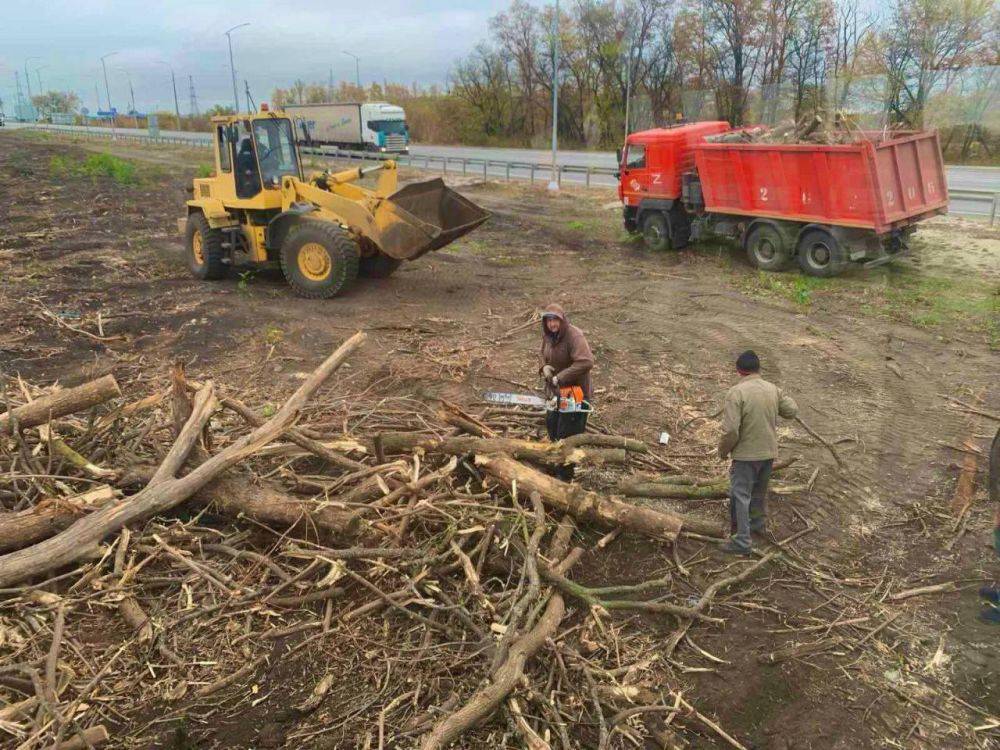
[539,304,594,480]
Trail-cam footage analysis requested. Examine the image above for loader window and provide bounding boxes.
[625,144,646,169]
[252,118,300,185]
[216,126,231,173]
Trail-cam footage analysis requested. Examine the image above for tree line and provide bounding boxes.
[270,0,998,161]
[25,0,999,162]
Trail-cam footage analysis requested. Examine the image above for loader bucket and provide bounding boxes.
[372,178,490,260]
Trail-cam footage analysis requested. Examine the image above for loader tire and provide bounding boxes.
[641,212,671,252]
[359,252,402,279]
[186,213,226,281]
[796,229,846,277]
[279,222,359,299]
[746,224,792,271]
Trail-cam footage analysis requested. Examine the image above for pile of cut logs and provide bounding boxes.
[0,333,791,749]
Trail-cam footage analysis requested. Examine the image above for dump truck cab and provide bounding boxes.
[181,105,489,298]
[618,122,730,251]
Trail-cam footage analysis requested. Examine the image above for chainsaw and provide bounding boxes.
[484,384,589,413]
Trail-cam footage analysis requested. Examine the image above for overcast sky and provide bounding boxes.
[0,0,514,114]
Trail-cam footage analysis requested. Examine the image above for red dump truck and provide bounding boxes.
[617,121,949,276]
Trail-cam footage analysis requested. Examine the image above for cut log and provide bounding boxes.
[379,432,627,466]
[0,486,119,553]
[563,433,649,453]
[202,476,363,538]
[43,724,109,750]
[0,374,121,434]
[0,332,366,587]
[618,455,801,497]
[474,454,722,540]
[619,480,728,499]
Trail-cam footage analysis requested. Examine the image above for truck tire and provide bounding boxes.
[359,252,403,279]
[796,229,847,277]
[669,205,692,249]
[279,222,360,299]
[641,212,672,252]
[185,213,226,281]
[746,224,791,271]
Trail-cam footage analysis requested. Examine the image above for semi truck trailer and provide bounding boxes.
[618,121,949,276]
[285,102,410,153]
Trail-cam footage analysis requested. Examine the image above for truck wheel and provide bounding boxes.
[796,229,846,277]
[185,213,226,281]
[279,222,360,298]
[359,252,403,279]
[641,212,672,252]
[669,205,692,249]
[746,224,791,271]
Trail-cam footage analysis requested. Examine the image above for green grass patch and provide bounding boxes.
[49,152,138,184]
[195,163,214,179]
[737,271,833,307]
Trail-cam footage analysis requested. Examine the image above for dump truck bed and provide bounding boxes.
[693,130,949,234]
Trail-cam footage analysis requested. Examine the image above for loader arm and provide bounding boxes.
[279,162,490,261]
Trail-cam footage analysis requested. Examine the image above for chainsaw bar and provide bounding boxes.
[483,391,546,408]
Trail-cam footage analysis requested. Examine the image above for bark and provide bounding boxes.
[0,375,121,434]
[618,481,729,499]
[562,433,648,453]
[44,725,109,750]
[379,432,627,466]
[0,486,119,553]
[474,454,721,540]
[0,332,366,587]
[203,476,363,538]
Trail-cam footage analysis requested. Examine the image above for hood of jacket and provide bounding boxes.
[542,303,568,342]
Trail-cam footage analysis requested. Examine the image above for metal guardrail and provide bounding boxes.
[301,145,619,187]
[947,189,1000,227]
[19,124,1000,223]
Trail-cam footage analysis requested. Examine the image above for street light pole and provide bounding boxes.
[343,51,361,91]
[224,23,250,113]
[547,0,560,192]
[100,51,118,130]
[35,65,47,94]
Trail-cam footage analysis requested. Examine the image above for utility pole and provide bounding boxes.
[224,23,250,113]
[343,51,361,91]
[188,75,199,118]
[117,68,137,127]
[14,72,24,120]
[100,51,117,130]
[24,57,38,101]
[157,62,182,129]
[35,65,46,95]
[244,80,254,113]
[547,0,560,192]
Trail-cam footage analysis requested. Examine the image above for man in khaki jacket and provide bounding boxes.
[718,350,798,555]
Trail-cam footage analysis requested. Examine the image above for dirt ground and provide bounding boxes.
[1,131,999,749]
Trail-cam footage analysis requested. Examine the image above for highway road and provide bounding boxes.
[6,121,997,217]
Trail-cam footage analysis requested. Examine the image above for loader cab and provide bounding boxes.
[211,112,303,204]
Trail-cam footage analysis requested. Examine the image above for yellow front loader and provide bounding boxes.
[180,106,489,298]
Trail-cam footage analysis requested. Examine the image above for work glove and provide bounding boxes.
[551,376,560,388]
[542,365,555,378]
